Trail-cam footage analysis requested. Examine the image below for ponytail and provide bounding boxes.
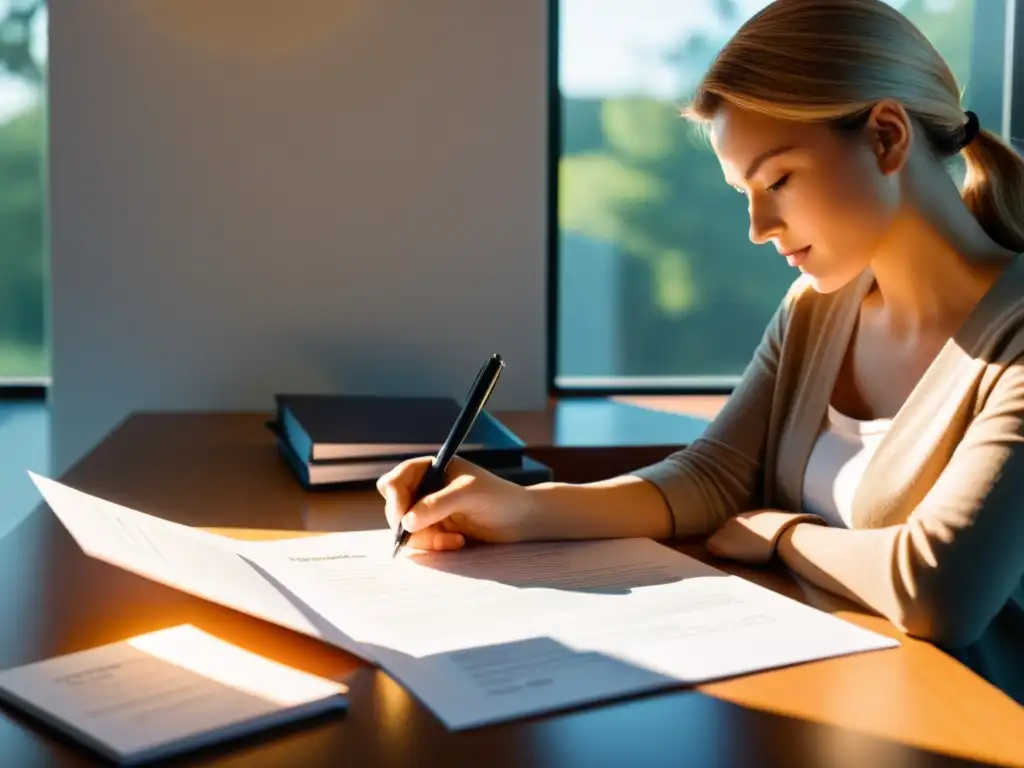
[961,130,1024,253]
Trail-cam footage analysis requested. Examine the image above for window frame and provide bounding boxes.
[0,385,46,400]
[548,0,1015,398]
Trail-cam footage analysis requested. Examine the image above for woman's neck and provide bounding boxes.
[866,184,1015,336]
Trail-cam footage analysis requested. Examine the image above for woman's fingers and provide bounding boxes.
[402,525,466,552]
[382,484,409,531]
[377,455,480,538]
[401,473,475,532]
[377,457,432,530]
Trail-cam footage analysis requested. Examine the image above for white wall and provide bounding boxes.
[47,0,548,473]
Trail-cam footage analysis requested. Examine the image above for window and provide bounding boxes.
[0,0,48,386]
[554,0,1003,393]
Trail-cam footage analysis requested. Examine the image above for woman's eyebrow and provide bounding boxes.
[743,144,798,180]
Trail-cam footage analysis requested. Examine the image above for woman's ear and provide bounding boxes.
[866,99,912,175]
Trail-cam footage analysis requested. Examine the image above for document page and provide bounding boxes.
[0,624,348,764]
[27,473,369,658]
[32,474,899,732]
[249,534,900,730]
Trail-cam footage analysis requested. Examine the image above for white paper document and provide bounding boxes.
[0,624,348,765]
[27,473,899,731]
[28,473,371,660]
[257,534,899,729]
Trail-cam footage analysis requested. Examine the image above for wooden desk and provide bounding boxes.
[1,406,1022,767]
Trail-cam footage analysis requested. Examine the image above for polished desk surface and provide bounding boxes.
[1,405,1023,767]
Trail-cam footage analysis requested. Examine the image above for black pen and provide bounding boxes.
[392,353,505,558]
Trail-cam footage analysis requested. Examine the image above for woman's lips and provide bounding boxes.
[785,246,811,267]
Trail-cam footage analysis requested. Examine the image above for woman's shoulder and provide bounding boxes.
[955,257,1024,365]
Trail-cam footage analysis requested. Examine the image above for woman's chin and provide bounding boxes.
[798,261,865,295]
[801,270,851,294]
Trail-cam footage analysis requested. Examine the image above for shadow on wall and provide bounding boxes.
[0,401,49,540]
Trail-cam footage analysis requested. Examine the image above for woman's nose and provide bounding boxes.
[748,197,784,245]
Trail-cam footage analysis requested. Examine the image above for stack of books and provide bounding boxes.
[268,394,552,489]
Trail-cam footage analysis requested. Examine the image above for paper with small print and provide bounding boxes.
[28,472,899,731]
[0,624,347,764]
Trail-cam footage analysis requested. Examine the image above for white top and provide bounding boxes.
[801,405,893,528]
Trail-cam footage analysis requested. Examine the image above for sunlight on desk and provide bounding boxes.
[700,612,1023,767]
[373,671,418,751]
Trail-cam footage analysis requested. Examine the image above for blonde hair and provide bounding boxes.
[685,0,1024,252]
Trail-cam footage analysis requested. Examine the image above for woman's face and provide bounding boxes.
[709,102,903,293]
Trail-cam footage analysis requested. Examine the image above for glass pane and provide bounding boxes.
[0,0,48,383]
[556,0,984,388]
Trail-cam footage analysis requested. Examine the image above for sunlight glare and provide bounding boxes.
[127,624,348,707]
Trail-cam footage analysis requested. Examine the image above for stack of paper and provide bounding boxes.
[0,624,348,765]
[22,473,898,731]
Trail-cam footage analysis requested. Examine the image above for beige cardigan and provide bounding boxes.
[635,259,1024,704]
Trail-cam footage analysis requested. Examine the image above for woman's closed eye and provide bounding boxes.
[730,172,791,196]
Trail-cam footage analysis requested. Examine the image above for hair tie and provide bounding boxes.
[960,110,980,149]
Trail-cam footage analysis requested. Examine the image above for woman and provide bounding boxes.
[378,0,1024,703]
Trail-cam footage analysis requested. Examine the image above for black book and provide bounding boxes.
[271,394,525,467]
[273,429,551,490]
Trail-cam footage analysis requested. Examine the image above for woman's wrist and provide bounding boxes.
[520,482,581,541]
[521,477,674,542]
[774,518,821,561]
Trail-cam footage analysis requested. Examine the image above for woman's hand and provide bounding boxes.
[376,456,538,551]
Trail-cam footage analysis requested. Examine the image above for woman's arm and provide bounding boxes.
[516,281,804,544]
[774,360,1024,647]
[625,279,807,538]
[523,475,675,541]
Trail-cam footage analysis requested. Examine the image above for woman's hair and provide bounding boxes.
[684,0,1024,253]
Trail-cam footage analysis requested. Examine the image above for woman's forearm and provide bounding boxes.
[774,521,916,628]
[522,475,674,541]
